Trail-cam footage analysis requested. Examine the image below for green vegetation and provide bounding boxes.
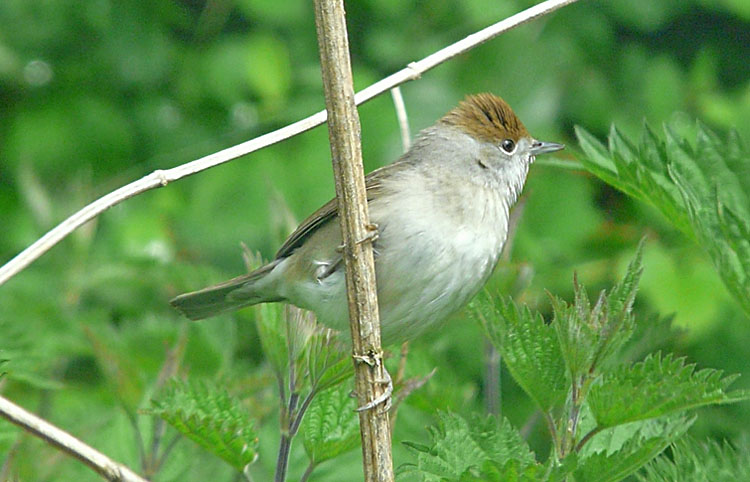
[1,1,748,480]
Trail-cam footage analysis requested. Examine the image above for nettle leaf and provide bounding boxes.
[593,241,643,366]
[553,244,642,380]
[148,379,259,472]
[455,458,545,482]
[576,125,690,234]
[399,412,538,481]
[305,326,351,393]
[588,353,749,428]
[302,383,359,465]
[575,416,692,482]
[474,293,567,412]
[255,302,289,376]
[576,119,750,315]
[637,436,750,482]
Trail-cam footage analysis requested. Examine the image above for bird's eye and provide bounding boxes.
[501,139,515,153]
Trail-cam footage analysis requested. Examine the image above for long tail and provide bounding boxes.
[170,262,282,320]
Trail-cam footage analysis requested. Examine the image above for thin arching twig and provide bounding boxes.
[390,87,411,152]
[0,396,148,482]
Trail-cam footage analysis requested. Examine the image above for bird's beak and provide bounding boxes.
[530,140,565,156]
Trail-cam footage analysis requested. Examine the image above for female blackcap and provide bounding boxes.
[171,93,564,344]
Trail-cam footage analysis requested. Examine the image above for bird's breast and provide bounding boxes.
[366,181,510,340]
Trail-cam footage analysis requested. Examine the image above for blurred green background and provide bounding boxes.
[0,0,748,480]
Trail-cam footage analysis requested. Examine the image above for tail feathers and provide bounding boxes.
[170,262,282,320]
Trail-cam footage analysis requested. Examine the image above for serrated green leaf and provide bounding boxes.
[553,243,642,380]
[305,326,351,393]
[456,458,544,482]
[576,119,750,316]
[588,353,748,428]
[301,383,359,465]
[637,436,750,482]
[473,293,567,412]
[148,379,259,471]
[575,416,692,482]
[399,412,538,481]
[576,126,637,199]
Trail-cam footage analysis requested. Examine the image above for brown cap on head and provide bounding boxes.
[440,93,530,144]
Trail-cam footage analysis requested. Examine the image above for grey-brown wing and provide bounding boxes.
[274,164,394,260]
[274,197,338,259]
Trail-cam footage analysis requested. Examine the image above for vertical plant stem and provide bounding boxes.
[390,86,411,152]
[289,391,317,437]
[274,433,293,482]
[312,0,394,480]
[274,392,300,482]
[560,376,585,457]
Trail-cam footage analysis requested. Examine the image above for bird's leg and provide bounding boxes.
[336,223,380,253]
[358,223,380,245]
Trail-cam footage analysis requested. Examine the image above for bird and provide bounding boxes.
[171,93,563,345]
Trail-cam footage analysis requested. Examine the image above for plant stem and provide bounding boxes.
[560,378,583,457]
[289,391,317,437]
[274,434,293,482]
[300,461,316,482]
[575,426,603,453]
[313,0,394,478]
[274,392,300,482]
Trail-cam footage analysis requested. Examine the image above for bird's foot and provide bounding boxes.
[352,350,392,412]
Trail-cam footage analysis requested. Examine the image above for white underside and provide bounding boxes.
[277,171,515,344]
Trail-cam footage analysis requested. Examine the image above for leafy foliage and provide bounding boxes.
[1,0,749,480]
[255,302,292,378]
[0,317,61,390]
[553,241,642,380]
[576,121,750,315]
[304,325,352,393]
[148,379,259,472]
[254,299,351,480]
[574,417,692,482]
[638,437,750,482]
[473,293,567,412]
[409,249,748,482]
[588,353,748,428]
[399,412,541,481]
[302,383,360,465]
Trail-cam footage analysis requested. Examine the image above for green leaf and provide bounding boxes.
[148,379,259,472]
[588,353,749,428]
[637,436,750,482]
[0,318,61,390]
[473,292,567,412]
[553,242,642,380]
[576,125,689,232]
[575,416,692,482]
[455,458,544,482]
[399,412,538,481]
[302,383,360,465]
[575,120,750,315]
[255,302,289,377]
[305,326,351,393]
